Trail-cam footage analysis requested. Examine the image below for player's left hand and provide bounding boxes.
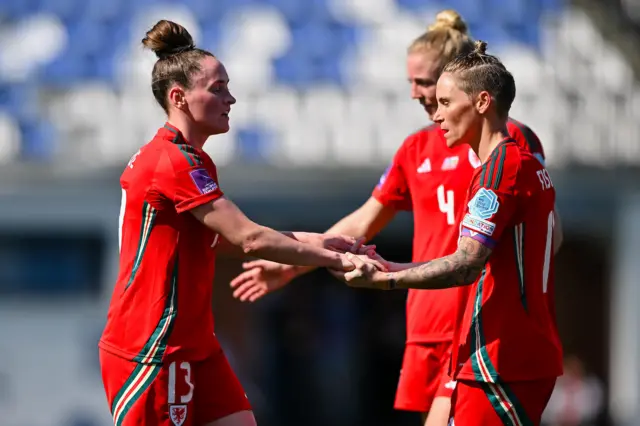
[329,253,393,290]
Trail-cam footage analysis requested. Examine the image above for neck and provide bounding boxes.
[166,116,208,150]
[471,118,510,163]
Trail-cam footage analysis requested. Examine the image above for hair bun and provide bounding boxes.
[474,40,488,55]
[142,20,195,59]
[428,10,468,34]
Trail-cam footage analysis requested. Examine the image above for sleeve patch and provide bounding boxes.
[189,168,219,194]
[468,188,499,220]
[377,165,391,188]
[462,214,496,236]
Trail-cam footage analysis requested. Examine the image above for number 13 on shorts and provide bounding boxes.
[169,361,194,404]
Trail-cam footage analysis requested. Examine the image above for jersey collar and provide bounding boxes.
[158,122,187,145]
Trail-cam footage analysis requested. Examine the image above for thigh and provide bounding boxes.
[451,379,556,426]
[395,343,448,412]
[194,350,252,425]
[100,349,189,426]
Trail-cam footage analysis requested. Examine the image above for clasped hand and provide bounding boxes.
[297,232,392,289]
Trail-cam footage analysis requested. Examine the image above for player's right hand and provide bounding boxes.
[230,260,294,302]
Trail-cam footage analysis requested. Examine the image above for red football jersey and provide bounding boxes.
[450,139,563,382]
[99,123,224,364]
[372,119,545,343]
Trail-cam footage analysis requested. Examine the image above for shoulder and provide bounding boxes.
[163,142,207,169]
[396,123,441,157]
[507,118,545,161]
[474,142,523,191]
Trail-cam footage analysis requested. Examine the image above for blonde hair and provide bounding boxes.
[408,10,474,72]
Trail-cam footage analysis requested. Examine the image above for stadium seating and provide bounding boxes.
[0,0,638,168]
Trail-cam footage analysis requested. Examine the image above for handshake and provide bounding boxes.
[318,234,395,289]
[230,232,397,302]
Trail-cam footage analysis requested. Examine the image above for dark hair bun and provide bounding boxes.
[474,40,488,55]
[142,20,195,59]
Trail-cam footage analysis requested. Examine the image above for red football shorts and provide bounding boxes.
[100,348,252,426]
[395,342,455,412]
[450,378,556,426]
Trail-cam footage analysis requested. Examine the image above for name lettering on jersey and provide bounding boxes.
[441,156,459,170]
[468,148,482,169]
[536,169,554,190]
[127,149,141,169]
[417,158,431,173]
[189,168,219,194]
[468,188,500,220]
[462,213,496,236]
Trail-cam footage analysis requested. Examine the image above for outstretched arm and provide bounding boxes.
[333,237,492,290]
[390,237,491,289]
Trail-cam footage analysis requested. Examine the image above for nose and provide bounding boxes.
[227,91,236,105]
[433,107,443,124]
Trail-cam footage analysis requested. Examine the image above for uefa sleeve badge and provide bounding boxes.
[468,188,499,220]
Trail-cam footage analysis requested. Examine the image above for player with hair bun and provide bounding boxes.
[98,20,363,426]
[230,10,560,426]
[332,40,564,426]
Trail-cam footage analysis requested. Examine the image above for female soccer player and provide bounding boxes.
[230,10,559,426]
[333,41,564,426]
[98,20,362,426]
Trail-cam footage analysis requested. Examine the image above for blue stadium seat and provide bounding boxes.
[0,84,39,122]
[539,0,566,13]
[83,0,126,22]
[185,0,225,23]
[506,23,541,48]
[273,54,315,88]
[36,0,83,24]
[485,0,533,27]
[67,19,110,56]
[290,23,334,60]
[19,119,57,161]
[443,0,484,25]
[0,0,39,20]
[313,57,343,86]
[262,0,306,24]
[38,51,88,87]
[236,126,272,162]
[396,0,444,12]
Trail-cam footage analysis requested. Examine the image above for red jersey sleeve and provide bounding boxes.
[460,143,519,249]
[371,140,412,211]
[508,118,545,165]
[152,145,224,213]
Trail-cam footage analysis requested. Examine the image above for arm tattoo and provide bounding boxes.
[393,237,492,289]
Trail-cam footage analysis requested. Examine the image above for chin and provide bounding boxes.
[445,135,462,148]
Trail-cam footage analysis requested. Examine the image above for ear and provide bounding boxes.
[475,91,492,114]
[168,86,187,110]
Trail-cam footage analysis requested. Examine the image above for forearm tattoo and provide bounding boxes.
[394,237,492,289]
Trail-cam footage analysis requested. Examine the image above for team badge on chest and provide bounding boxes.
[170,404,188,426]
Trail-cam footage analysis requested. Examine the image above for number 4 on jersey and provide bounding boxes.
[437,185,455,225]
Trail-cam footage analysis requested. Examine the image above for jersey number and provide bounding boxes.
[437,185,455,225]
[542,211,554,293]
[118,189,126,253]
[168,361,195,404]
